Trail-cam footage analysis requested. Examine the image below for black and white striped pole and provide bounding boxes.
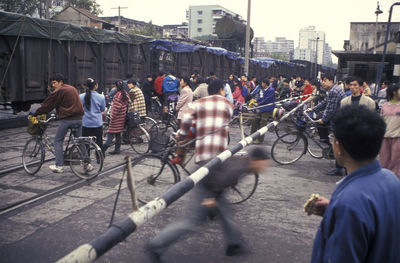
[57,97,314,263]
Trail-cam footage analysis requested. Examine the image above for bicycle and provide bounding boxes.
[22,114,104,180]
[270,109,334,165]
[102,105,157,154]
[149,96,162,120]
[131,132,259,205]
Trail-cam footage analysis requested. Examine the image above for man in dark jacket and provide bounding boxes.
[34,73,84,173]
[250,78,275,143]
[146,146,270,262]
[142,75,153,115]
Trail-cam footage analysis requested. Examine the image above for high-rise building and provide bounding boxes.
[253,37,294,59]
[186,5,244,39]
[294,26,331,66]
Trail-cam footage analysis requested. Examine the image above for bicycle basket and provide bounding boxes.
[149,123,171,153]
[27,115,46,135]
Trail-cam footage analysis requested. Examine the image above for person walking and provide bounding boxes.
[146,80,266,262]
[309,105,400,263]
[380,84,400,177]
[34,73,84,173]
[79,78,106,153]
[103,80,130,155]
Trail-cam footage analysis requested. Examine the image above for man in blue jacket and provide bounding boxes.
[161,72,180,114]
[309,105,400,263]
[250,78,275,143]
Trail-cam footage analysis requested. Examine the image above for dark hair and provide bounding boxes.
[322,74,335,82]
[344,77,352,85]
[208,78,224,95]
[386,84,400,101]
[310,79,321,89]
[248,146,270,160]
[332,105,386,162]
[84,78,97,111]
[115,80,128,102]
[348,76,363,86]
[283,79,290,84]
[209,71,215,76]
[181,77,191,87]
[127,79,136,85]
[382,80,391,86]
[125,71,133,79]
[50,73,65,83]
[261,78,270,86]
[196,76,205,84]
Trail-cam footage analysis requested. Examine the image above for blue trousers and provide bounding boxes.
[54,119,82,166]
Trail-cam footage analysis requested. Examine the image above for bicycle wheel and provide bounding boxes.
[306,127,324,159]
[225,173,259,204]
[271,133,306,165]
[131,154,179,204]
[22,137,45,175]
[68,140,103,180]
[102,122,109,140]
[142,116,157,130]
[150,98,162,120]
[149,121,177,151]
[275,120,297,142]
[129,126,150,154]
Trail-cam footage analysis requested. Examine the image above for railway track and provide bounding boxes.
[0,160,128,216]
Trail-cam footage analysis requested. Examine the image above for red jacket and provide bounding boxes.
[154,76,164,95]
[302,84,313,101]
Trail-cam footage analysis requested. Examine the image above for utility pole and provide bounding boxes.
[244,0,251,76]
[44,0,50,19]
[111,6,128,32]
[314,37,320,79]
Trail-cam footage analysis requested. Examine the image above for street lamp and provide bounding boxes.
[374,1,383,54]
[314,37,320,79]
[375,2,400,95]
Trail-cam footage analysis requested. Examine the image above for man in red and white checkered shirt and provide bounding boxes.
[177,79,233,163]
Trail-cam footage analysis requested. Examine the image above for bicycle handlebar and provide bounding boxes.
[38,114,57,124]
[302,110,318,123]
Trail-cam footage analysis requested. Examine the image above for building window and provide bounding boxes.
[197,10,203,15]
[197,28,202,33]
[197,19,202,24]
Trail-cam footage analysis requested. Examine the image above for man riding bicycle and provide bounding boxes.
[34,73,84,173]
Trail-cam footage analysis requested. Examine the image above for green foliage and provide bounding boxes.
[131,21,161,39]
[66,0,102,16]
[0,0,40,16]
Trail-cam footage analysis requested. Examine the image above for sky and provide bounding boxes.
[96,0,400,61]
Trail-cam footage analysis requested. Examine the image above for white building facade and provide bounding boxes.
[294,26,332,66]
[186,5,244,39]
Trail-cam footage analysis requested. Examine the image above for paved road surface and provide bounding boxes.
[0,124,340,263]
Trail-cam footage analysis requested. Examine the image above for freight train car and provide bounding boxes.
[0,11,335,113]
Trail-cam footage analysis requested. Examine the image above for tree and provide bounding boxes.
[0,0,40,16]
[66,0,102,16]
[131,21,161,39]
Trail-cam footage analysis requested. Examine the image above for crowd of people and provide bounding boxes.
[32,70,400,262]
